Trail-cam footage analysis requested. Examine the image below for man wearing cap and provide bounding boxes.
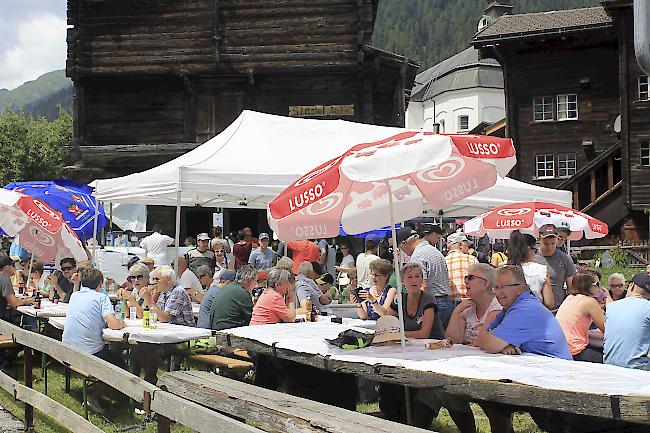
[315,273,335,300]
[533,224,575,310]
[553,218,572,254]
[396,228,453,328]
[356,234,381,289]
[196,270,236,328]
[445,232,478,302]
[139,224,174,267]
[248,233,276,271]
[0,256,34,323]
[185,233,216,274]
[604,273,650,370]
[287,239,320,274]
[421,224,444,250]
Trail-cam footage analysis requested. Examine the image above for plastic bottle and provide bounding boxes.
[304,295,312,322]
[143,307,151,328]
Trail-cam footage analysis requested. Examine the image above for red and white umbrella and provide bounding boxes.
[268,131,515,348]
[268,131,515,240]
[0,189,87,263]
[463,201,608,240]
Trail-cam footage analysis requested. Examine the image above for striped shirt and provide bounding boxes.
[445,250,478,300]
[408,240,450,297]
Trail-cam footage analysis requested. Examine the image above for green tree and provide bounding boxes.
[0,108,71,186]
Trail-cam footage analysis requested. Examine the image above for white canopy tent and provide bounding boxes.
[92,110,571,251]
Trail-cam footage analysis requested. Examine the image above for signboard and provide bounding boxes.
[212,212,223,228]
[288,104,355,117]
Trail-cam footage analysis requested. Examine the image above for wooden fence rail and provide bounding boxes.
[0,320,259,433]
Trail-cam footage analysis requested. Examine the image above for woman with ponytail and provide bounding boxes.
[507,230,554,309]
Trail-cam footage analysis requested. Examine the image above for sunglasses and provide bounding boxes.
[493,283,521,290]
[464,274,487,283]
[127,275,146,281]
[609,283,625,288]
[61,266,75,272]
[592,281,601,287]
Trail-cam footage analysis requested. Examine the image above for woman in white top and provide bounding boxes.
[336,241,356,271]
[507,230,554,309]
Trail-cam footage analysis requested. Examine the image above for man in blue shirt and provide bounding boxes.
[479,264,572,360]
[248,233,276,270]
[63,267,125,414]
[604,272,650,370]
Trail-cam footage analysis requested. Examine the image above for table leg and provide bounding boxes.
[404,385,413,425]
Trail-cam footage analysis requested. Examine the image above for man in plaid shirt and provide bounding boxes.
[445,232,478,301]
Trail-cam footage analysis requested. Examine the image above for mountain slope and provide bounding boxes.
[373,0,601,69]
[0,70,71,113]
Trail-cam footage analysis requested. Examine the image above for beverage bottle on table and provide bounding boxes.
[143,306,151,328]
[310,299,318,322]
[18,281,25,295]
[305,295,312,322]
[150,310,158,329]
[52,289,60,305]
[33,292,41,309]
[114,302,123,320]
[119,299,126,319]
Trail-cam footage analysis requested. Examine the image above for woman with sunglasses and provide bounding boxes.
[335,242,355,271]
[588,270,609,309]
[118,262,150,319]
[507,230,554,309]
[356,259,396,320]
[556,270,605,362]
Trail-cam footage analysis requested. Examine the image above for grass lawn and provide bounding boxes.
[0,360,543,432]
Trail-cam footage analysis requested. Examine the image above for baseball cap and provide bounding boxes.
[447,232,469,245]
[257,270,268,281]
[196,232,210,241]
[632,273,650,292]
[421,224,443,235]
[316,273,335,285]
[126,256,141,269]
[219,270,236,282]
[258,232,270,240]
[0,256,16,268]
[554,218,571,233]
[365,233,381,246]
[396,227,418,245]
[538,224,558,238]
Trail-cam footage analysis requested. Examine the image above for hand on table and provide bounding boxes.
[500,345,522,356]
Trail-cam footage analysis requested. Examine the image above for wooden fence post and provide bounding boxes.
[157,414,171,433]
[23,346,33,431]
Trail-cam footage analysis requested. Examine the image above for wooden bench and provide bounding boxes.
[188,354,253,377]
[44,356,96,419]
[0,334,17,350]
[159,370,430,433]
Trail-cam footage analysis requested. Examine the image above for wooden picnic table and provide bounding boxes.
[214,320,650,430]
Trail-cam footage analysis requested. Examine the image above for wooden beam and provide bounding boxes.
[150,389,262,433]
[591,171,597,203]
[159,371,430,433]
[214,333,650,425]
[608,157,615,189]
[0,371,104,433]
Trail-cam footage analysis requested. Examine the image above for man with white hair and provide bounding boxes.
[209,265,258,330]
[607,272,627,301]
[295,261,331,314]
[444,232,478,302]
[141,265,195,327]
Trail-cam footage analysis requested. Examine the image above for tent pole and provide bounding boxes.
[384,179,406,349]
[174,167,182,271]
[92,202,99,266]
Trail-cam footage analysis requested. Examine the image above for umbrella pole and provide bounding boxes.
[174,167,182,270]
[26,240,36,295]
[92,203,99,266]
[384,179,406,349]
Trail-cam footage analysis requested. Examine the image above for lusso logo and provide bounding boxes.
[416,157,465,182]
[466,141,500,156]
[304,192,343,216]
[293,156,342,187]
[288,182,326,211]
[496,208,531,216]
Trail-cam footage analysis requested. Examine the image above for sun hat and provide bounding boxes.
[446,232,469,245]
[372,316,403,344]
[196,233,210,241]
[315,273,335,285]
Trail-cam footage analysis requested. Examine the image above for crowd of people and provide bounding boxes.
[0,219,648,426]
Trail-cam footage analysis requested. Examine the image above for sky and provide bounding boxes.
[0,0,67,91]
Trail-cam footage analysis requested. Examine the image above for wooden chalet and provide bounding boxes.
[473,2,650,241]
[66,0,418,178]
[65,0,418,236]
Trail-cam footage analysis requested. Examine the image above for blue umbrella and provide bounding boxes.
[338,223,401,239]
[3,179,107,240]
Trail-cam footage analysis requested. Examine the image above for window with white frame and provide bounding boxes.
[533,96,554,121]
[557,94,578,120]
[641,141,650,167]
[557,153,577,177]
[458,115,469,131]
[639,76,649,101]
[536,154,555,178]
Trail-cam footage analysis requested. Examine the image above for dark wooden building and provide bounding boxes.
[65,0,418,236]
[473,3,650,241]
[66,0,418,179]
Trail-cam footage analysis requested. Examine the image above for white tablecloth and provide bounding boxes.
[49,317,210,344]
[17,300,68,318]
[222,320,650,398]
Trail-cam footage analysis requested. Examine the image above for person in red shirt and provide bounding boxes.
[233,230,253,269]
[287,239,319,274]
[250,268,297,325]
